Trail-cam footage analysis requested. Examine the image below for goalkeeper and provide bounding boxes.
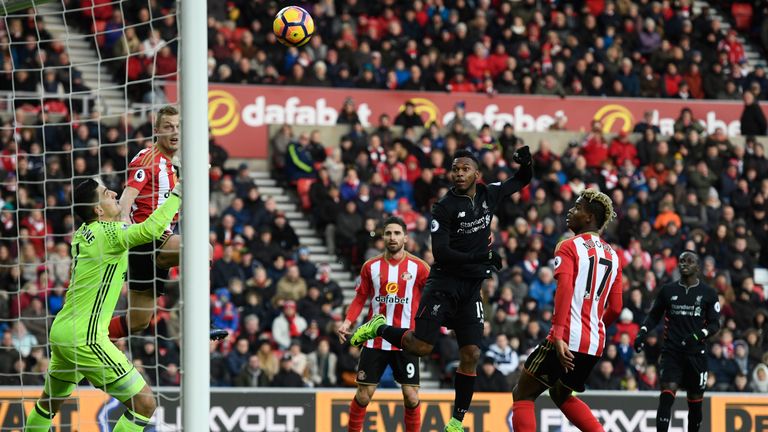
[24,177,182,431]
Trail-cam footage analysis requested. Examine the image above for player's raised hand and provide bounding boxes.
[554,338,575,372]
[512,145,532,166]
[337,319,352,344]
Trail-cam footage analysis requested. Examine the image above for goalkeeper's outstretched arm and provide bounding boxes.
[118,187,181,251]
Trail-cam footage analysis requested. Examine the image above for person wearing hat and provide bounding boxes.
[296,247,317,281]
[635,250,720,432]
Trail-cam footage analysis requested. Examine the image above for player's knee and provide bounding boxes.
[355,387,373,406]
[155,252,177,269]
[129,311,153,331]
[459,345,481,366]
[661,383,679,393]
[132,393,157,418]
[403,392,419,409]
[548,385,570,407]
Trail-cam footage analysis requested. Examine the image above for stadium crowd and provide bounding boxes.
[200,0,768,101]
[0,0,767,396]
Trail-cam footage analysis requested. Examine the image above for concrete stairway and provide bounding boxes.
[250,172,357,298]
[39,4,130,115]
[694,1,765,68]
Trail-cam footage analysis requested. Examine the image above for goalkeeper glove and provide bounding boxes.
[634,327,648,353]
[682,329,708,346]
[171,155,182,198]
[512,145,532,166]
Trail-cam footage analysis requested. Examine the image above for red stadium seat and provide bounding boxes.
[732,3,753,31]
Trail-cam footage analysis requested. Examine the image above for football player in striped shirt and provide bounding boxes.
[336,216,429,432]
[107,106,225,341]
[512,189,623,432]
[24,177,181,431]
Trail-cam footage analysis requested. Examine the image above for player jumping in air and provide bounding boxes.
[634,250,720,432]
[107,105,226,341]
[24,177,181,431]
[511,189,623,432]
[336,216,429,432]
[350,147,532,432]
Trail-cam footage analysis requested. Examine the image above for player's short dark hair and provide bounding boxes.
[680,250,700,263]
[73,178,100,223]
[453,149,479,167]
[382,216,407,233]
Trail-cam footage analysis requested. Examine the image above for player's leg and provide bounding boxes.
[109,242,163,338]
[393,351,421,432]
[656,383,678,432]
[126,289,157,333]
[25,345,80,431]
[657,352,682,432]
[445,291,484,432]
[154,233,180,269]
[349,384,376,432]
[351,280,451,357]
[24,390,68,431]
[25,377,76,430]
[89,340,156,431]
[511,371,549,432]
[348,347,388,432]
[114,384,156,431]
[684,354,708,432]
[511,341,557,432]
[549,351,605,432]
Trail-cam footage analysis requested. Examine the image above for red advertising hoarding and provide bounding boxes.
[166,84,764,158]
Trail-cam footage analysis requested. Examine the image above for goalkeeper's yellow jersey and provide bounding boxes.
[50,194,180,346]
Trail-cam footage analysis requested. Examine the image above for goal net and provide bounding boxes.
[1,0,183,429]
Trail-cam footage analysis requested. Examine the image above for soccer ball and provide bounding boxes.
[273,6,314,47]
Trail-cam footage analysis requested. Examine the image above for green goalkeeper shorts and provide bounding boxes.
[45,338,147,403]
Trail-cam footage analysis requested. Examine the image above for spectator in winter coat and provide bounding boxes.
[485,334,519,376]
[612,309,640,344]
[475,356,510,392]
[271,301,308,350]
[528,267,556,307]
[608,131,639,167]
[234,354,271,387]
[270,354,306,387]
[307,338,337,387]
[273,265,308,307]
[212,288,239,333]
[740,91,767,136]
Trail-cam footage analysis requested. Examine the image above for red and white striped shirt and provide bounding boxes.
[346,253,429,351]
[547,233,623,357]
[126,147,179,225]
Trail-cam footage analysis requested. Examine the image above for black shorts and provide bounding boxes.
[127,231,172,295]
[659,350,708,391]
[413,272,485,348]
[356,347,420,386]
[523,339,601,393]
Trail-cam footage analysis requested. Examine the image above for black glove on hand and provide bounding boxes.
[488,250,503,271]
[634,327,648,353]
[512,145,532,166]
[682,329,708,346]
